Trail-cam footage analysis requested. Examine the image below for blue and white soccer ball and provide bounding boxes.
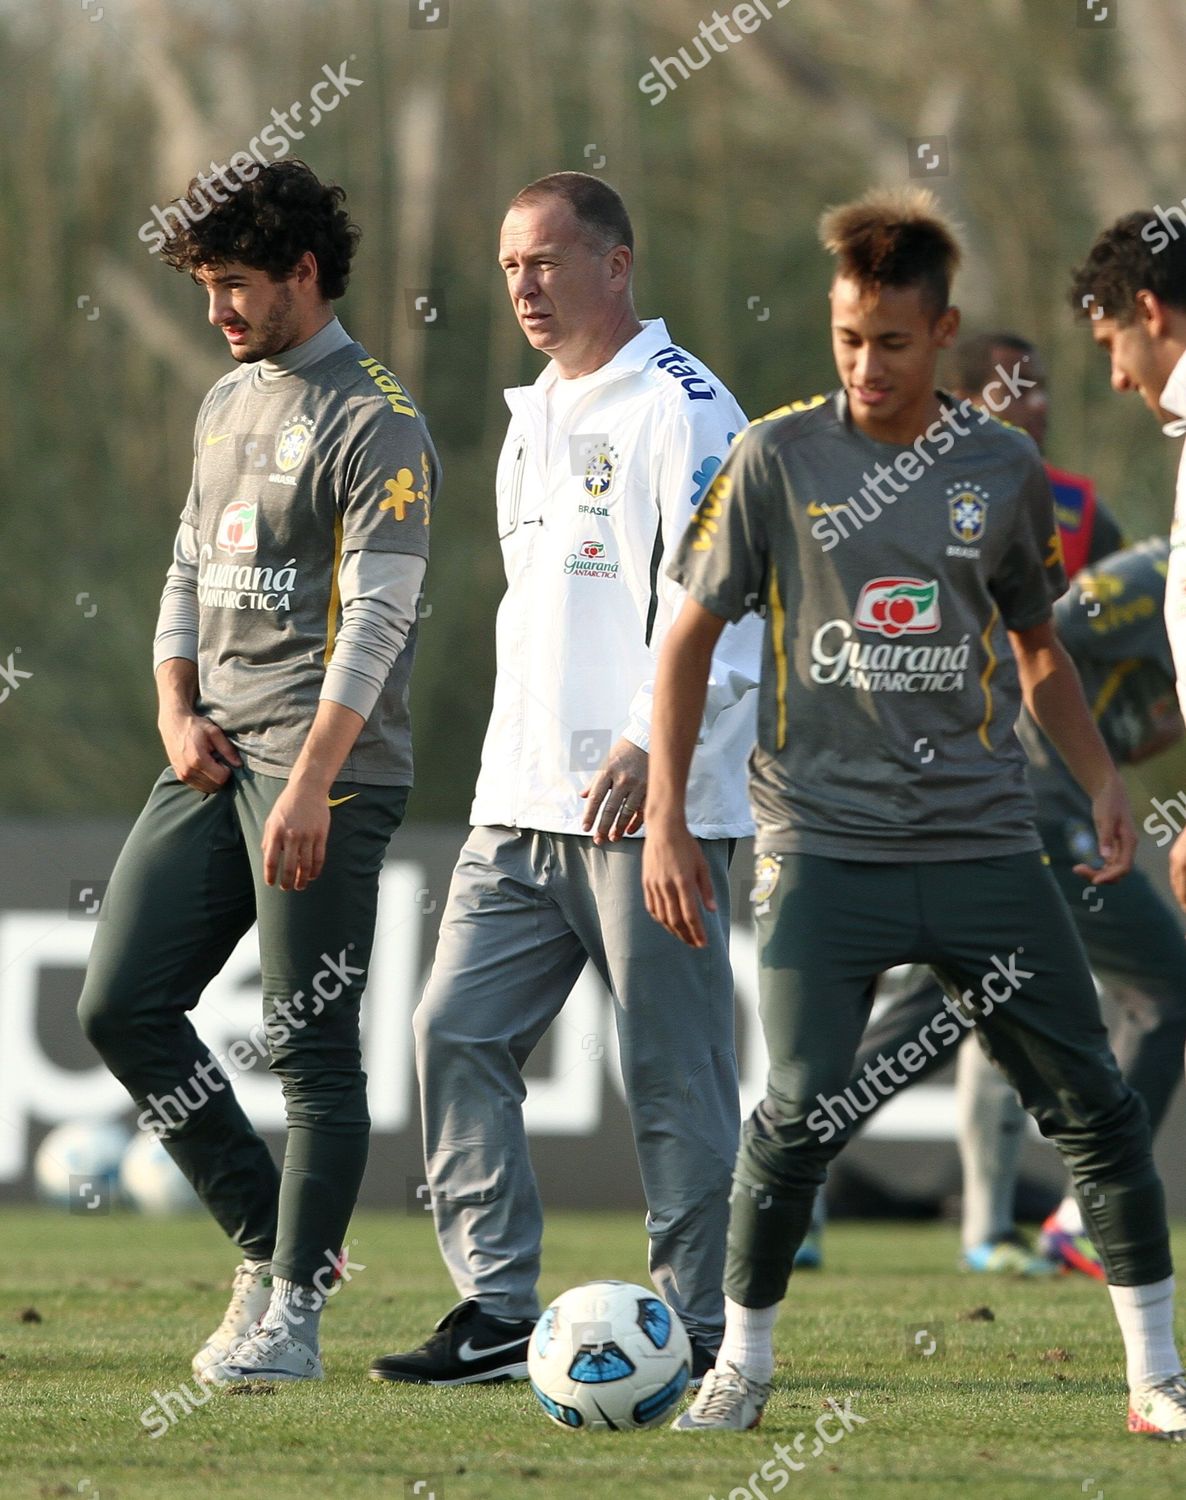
[528,1280,692,1431]
[32,1120,131,1210]
[119,1131,201,1215]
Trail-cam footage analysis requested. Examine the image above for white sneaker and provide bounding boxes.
[192,1262,273,1378]
[1129,1372,1186,1440]
[201,1321,324,1385]
[670,1361,771,1430]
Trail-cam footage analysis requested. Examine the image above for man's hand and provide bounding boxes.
[262,781,331,891]
[1170,828,1186,914]
[580,737,648,845]
[642,820,716,948]
[159,709,241,794]
[1078,769,1136,886]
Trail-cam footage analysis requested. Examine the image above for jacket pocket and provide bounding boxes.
[497,439,527,538]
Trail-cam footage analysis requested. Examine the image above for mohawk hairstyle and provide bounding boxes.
[818,187,962,319]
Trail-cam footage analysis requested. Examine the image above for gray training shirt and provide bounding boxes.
[1018,536,1176,836]
[669,389,1067,860]
[159,321,439,786]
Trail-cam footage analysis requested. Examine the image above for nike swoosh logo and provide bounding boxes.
[327,793,360,807]
[806,501,850,516]
[457,1336,527,1362]
[206,433,232,446]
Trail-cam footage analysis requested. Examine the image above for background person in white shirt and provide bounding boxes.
[1071,213,1186,910]
[369,172,760,1390]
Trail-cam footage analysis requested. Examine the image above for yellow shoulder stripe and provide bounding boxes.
[749,393,828,428]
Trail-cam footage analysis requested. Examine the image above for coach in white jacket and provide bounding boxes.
[370,173,761,1389]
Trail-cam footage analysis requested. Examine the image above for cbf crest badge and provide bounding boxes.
[750,854,782,915]
[583,443,619,499]
[947,484,988,544]
[275,420,314,473]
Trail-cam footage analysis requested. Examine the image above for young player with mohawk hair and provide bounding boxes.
[643,187,1186,1438]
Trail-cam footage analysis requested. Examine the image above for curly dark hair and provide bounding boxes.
[159,160,361,300]
[1069,210,1186,324]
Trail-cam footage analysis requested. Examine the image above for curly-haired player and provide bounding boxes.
[79,161,439,1385]
[1070,210,1186,910]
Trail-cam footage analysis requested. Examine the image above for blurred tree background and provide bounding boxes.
[4,0,1186,821]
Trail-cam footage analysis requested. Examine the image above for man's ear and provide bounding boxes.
[293,250,321,292]
[607,244,633,290]
[934,304,960,349]
[1135,288,1170,339]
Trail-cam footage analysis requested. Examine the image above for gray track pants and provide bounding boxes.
[413,825,740,1349]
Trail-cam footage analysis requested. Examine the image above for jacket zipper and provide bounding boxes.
[506,439,526,533]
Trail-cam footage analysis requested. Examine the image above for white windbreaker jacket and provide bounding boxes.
[470,319,762,839]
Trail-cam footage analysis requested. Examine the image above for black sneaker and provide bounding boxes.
[368,1299,534,1386]
[689,1340,720,1390]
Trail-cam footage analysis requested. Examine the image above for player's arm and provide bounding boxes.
[156,394,244,793]
[262,699,365,892]
[642,424,769,942]
[154,520,242,794]
[261,549,428,891]
[642,597,728,947]
[1009,617,1135,884]
[996,454,1133,882]
[261,398,437,891]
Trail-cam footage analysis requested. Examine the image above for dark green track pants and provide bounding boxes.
[78,765,407,1285]
[726,850,1172,1306]
[854,817,1186,1135]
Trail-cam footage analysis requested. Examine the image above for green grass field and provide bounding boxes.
[4,1209,1186,1500]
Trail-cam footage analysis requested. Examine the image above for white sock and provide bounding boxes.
[716,1296,777,1383]
[266,1277,324,1353]
[1053,1194,1085,1235]
[1108,1276,1182,1389]
[244,1257,271,1275]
